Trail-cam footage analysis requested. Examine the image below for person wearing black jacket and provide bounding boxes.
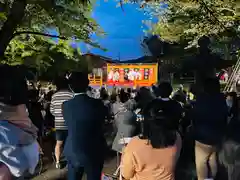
[193,78,228,180]
[63,72,107,180]
[143,82,183,133]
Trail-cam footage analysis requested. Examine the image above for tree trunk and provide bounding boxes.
[0,0,27,58]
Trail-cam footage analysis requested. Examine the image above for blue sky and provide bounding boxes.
[79,0,152,60]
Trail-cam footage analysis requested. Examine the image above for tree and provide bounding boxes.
[147,0,239,48]
[0,0,100,58]
[1,32,93,81]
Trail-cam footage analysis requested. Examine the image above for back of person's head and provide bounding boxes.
[28,89,38,102]
[119,90,129,103]
[68,71,89,93]
[54,76,69,91]
[110,93,117,103]
[178,84,184,91]
[127,88,132,94]
[148,122,177,149]
[143,112,177,148]
[157,82,173,98]
[100,87,106,94]
[87,86,92,92]
[0,65,28,105]
[198,35,210,50]
[100,88,108,100]
[203,78,220,94]
[135,87,155,109]
[119,88,125,94]
[172,94,182,103]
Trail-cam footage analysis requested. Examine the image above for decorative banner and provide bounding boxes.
[107,63,158,86]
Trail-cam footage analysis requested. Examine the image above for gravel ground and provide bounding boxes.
[32,154,117,180]
[31,130,117,180]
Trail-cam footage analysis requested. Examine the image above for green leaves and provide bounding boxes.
[148,0,238,48]
[1,33,83,76]
[0,0,103,74]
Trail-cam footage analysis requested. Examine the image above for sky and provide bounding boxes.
[79,0,152,61]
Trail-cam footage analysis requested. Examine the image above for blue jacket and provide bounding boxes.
[193,93,228,145]
[63,94,107,167]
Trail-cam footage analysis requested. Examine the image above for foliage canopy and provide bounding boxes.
[146,0,239,48]
[0,0,101,70]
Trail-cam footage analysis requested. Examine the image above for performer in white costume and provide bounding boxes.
[113,71,120,82]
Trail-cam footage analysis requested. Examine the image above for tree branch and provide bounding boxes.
[13,31,68,40]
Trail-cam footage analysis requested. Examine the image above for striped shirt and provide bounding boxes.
[50,90,74,130]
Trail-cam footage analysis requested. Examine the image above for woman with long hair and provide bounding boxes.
[120,100,182,180]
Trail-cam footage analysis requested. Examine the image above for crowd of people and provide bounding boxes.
[0,65,240,180]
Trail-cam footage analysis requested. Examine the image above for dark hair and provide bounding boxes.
[0,65,28,105]
[68,71,89,93]
[152,85,158,96]
[87,86,92,91]
[100,88,108,100]
[198,35,210,48]
[28,89,38,102]
[110,94,117,103]
[135,87,154,109]
[54,76,69,91]
[226,92,237,98]
[127,88,132,94]
[157,82,173,98]
[119,90,129,103]
[203,78,220,94]
[149,122,176,148]
[172,94,182,103]
[141,97,178,148]
[141,119,176,149]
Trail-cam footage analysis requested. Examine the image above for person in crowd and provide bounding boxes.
[192,78,228,180]
[120,95,182,180]
[94,88,101,99]
[151,84,158,97]
[226,92,238,123]
[144,82,183,132]
[63,72,107,180]
[130,89,138,99]
[50,76,74,169]
[100,87,108,101]
[127,88,131,94]
[110,93,118,103]
[86,86,93,98]
[45,86,54,102]
[27,89,44,142]
[172,84,187,104]
[44,86,55,130]
[100,88,113,121]
[172,94,184,107]
[112,90,137,153]
[0,65,39,179]
[135,87,155,110]
[219,115,240,180]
